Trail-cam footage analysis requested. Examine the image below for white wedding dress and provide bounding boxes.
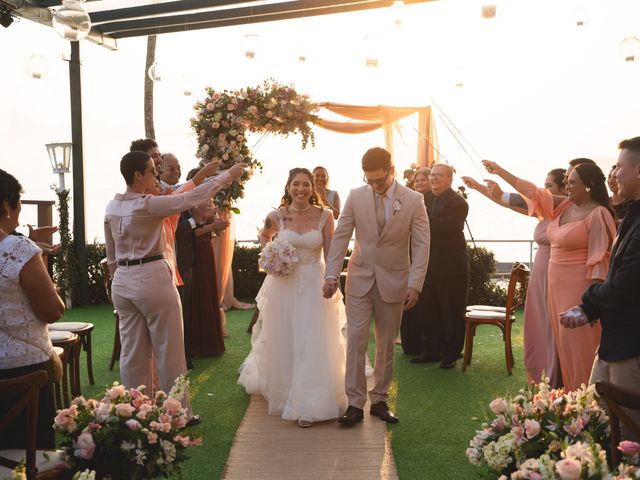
[238,209,348,422]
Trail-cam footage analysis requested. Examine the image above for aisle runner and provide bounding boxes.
[223,378,398,480]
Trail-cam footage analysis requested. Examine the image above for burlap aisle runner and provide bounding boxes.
[223,378,398,480]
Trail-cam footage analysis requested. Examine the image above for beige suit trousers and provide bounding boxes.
[346,282,404,409]
[111,259,191,414]
[590,354,640,441]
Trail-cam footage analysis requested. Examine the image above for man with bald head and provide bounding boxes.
[411,163,469,369]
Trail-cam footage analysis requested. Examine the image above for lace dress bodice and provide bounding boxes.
[275,209,329,266]
[0,235,53,369]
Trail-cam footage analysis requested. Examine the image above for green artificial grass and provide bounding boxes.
[60,305,253,480]
[388,311,527,479]
[65,306,527,479]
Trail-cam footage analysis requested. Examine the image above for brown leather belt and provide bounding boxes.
[117,254,165,267]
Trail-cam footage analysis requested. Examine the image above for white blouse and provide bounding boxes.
[0,235,53,369]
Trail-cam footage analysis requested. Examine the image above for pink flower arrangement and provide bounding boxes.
[191,79,319,210]
[53,375,200,479]
[467,379,609,478]
[259,237,299,277]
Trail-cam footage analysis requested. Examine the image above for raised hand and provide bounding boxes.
[484,179,504,201]
[482,160,501,175]
[210,219,230,233]
[228,163,248,180]
[200,159,221,177]
[461,176,483,191]
[27,224,58,243]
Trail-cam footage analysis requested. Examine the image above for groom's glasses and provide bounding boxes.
[363,170,391,187]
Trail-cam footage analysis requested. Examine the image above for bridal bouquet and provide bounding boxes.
[467,379,609,478]
[259,237,298,277]
[54,375,201,480]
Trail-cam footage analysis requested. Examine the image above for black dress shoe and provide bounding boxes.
[186,415,201,427]
[186,359,195,370]
[369,402,399,423]
[440,360,456,369]
[410,353,443,364]
[339,406,364,426]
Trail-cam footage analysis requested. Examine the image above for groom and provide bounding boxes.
[323,147,430,425]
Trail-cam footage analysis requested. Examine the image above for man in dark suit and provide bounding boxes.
[412,163,469,369]
[560,136,640,439]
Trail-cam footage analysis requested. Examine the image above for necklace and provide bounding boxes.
[289,203,311,213]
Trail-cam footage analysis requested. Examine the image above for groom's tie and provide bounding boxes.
[375,192,387,233]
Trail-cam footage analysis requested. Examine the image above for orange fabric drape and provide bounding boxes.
[315,103,438,167]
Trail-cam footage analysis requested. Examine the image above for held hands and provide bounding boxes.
[403,287,419,311]
[559,306,590,329]
[228,163,248,180]
[323,277,339,299]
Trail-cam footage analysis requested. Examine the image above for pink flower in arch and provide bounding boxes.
[555,459,581,480]
[619,441,640,456]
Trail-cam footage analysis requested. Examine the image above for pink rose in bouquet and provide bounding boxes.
[259,237,299,277]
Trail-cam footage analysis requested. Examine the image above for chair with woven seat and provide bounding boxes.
[100,258,121,371]
[595,381,640,467]
[48,330,79,406]
[49,322,94,388]
[0,370,66,480]
[462,261,529,375]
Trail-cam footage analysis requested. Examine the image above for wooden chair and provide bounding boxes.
[0,370,65,480]
[595,381,640,467]
[100,258,121,370]
[48,330,79,405]
[49,322,95,387]
[462,262,529,375]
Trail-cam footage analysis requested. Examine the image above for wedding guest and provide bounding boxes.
[313,166,341,219]
[400,166,432,355]
[608,164,628,225]
[462,168,565,387]
[0,169,65,449]
[560,136,640,440]
[189,198,229,358]
[484,160,616,390]
[104,151,245,417]
[411,164,469,369]
[130,138,162,171]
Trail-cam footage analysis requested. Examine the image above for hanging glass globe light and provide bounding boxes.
[620,36,640,62]
[147,62,165,82]
[360,35,384,68]
[52,0,91,41]
[242,34,260,59]
[25,53,49,79]
[574,6,590,27]
[180,73,195,96]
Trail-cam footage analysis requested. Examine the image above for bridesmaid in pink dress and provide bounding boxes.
[484,161,616,391]
[462,170,564,388]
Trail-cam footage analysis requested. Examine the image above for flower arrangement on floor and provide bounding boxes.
[191,79,319,210]
[258,237,298,277]
[54,375,201,480]
[467,379,609,478]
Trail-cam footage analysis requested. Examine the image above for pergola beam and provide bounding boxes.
[1,0,118,50]
[98,0,434,38]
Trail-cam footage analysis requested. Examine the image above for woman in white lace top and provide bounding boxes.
[0,169,65,449]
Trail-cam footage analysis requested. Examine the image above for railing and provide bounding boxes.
[237,237,537,272]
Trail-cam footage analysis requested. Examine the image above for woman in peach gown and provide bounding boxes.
[462,169,566,388]
[484,161,616,391]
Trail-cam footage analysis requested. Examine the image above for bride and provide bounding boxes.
[238,167,348,427]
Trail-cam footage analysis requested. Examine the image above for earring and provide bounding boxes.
[585,187,591,192]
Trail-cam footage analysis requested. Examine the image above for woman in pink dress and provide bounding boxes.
[462,168,565,388]
[483,161,616,391]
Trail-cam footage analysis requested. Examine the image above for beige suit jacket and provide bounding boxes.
[325,182,430,303]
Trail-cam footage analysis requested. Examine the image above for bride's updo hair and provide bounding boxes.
[280,167,322,208]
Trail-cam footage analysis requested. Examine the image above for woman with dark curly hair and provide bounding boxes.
[238,168,347,428]
[483,160,616,390]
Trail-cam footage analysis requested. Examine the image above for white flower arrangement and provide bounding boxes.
[258,237,298,277]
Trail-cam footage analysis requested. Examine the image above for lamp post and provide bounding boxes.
[46,142,72,192]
